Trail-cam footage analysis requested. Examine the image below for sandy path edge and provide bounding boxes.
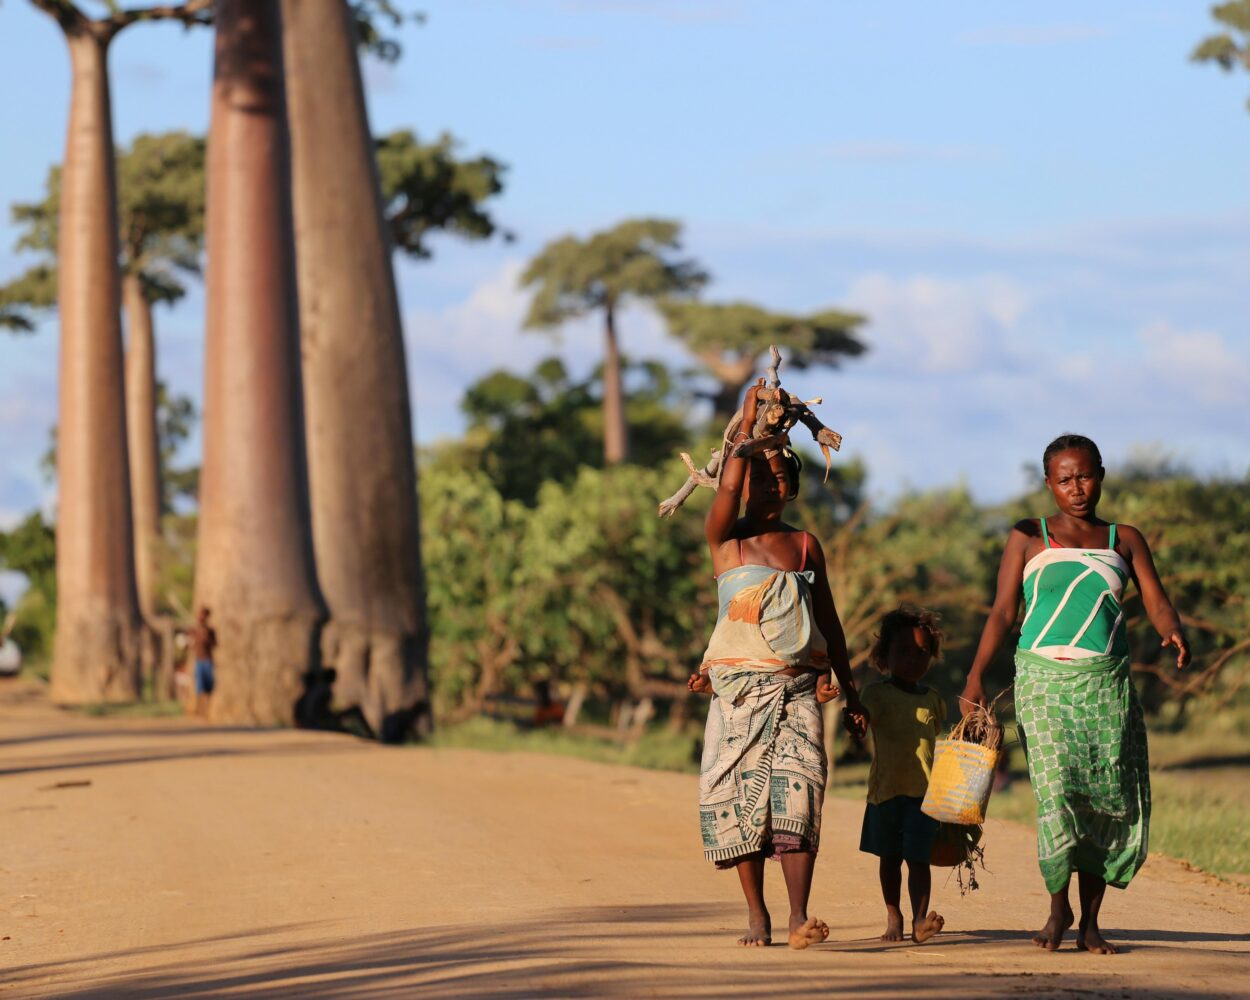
[2,684,1248,999]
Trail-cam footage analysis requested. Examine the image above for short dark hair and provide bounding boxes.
[869,604,944,672]
[1043,434,1103,477]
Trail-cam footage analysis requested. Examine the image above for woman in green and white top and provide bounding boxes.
[961,434,1188,956]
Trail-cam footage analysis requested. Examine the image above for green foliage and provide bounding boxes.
[1193,1,1250,109]
[1,132,206,322]
[0,513,57,666]
[156,381,198,512]
[39,381,199,511]
[420,462,713,717]
[376,130,509,258]
[520,218,707,328]
[996,471,1250,714]
[350,1,424,63]
[429,356,692,505]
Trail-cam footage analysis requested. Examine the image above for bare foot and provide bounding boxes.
[1032,903,1074,951]
[912,910,944,944]
[1076,922,1119,955]
[788,916,830,950]
[738,911,771,947]
[880,908,905,942]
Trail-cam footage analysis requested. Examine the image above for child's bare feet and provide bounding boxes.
[738,909,771,947]
[787,916,829,950]
[880,907,905,942]
[1076,920,1118,955]
[911,910,944,944]
[1032,901,1074,951]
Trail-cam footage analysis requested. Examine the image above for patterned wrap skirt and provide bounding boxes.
[699,669,827,865]
[1015,647,1151,894]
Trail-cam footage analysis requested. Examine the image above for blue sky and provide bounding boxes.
[1,0,1248,535]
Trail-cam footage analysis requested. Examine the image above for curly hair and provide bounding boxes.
[1043,434,1103,477]
[868,604,944,672]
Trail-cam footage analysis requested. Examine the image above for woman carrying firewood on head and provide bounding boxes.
[961,434,1189,955]
[687,378,868,950]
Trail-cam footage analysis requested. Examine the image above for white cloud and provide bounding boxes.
[404,258,691,440]
[842,272,1032,375]
[1138,321,1250,405]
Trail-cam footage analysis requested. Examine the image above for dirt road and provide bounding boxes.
[2,682,1248,999]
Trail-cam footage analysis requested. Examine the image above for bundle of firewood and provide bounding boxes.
[657,345,843,518]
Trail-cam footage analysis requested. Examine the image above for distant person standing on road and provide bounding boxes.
[190,607,218,717]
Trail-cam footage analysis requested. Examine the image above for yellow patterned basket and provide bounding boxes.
[921,739,999,825]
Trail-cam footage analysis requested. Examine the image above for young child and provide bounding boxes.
[858,605,946,944]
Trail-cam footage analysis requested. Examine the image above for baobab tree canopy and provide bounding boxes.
[376,129,509,259]
[1193,0,1250,107]
[0,131,206,320]
[658,298,866,419]
[520,219,707,328]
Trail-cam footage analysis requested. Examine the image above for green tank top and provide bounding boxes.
[1018,518,1129,659]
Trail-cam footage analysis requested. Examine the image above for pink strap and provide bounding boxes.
[799,532,809,571]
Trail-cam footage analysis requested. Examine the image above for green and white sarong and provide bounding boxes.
[1015,647,1151,893]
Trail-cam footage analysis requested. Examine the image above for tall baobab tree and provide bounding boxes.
[280,0,431,740]
[1,133,206,625]
[520,219,706,465]
[27,0,209,702]
[194,0,322,725]
[658,299,866,424]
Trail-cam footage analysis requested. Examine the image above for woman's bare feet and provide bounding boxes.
[1076,920,1119,955]
[1032,901,1074,951]
[738,908,771,947]
[880,906,905,942]
[788,916,830,950]
[912,910,944,944]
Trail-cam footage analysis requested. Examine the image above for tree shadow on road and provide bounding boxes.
[8,903,1247,1000]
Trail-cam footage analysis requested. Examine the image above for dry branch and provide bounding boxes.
[657,345,844,517]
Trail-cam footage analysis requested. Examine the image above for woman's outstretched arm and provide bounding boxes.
[1119,524,1190,669]
[960,521,1032,713]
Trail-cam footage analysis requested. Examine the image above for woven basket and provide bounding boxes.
[921,738,999,825]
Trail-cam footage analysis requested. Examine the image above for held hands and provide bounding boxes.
[687,671,712,695]
[841,696,869,739]
[1163,630,1190,670]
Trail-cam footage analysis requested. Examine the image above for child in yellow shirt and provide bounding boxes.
[858,605,946,944]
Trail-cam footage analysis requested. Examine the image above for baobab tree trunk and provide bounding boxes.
[602,303,629,465]
[280,0,431,741]
[49,26,142,703]
[700,351,758,426]
[194,0,322,725]
[122,273,162,623]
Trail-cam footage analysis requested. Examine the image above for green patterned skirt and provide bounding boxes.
[1014,648,1151,894]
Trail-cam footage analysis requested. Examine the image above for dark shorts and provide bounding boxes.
[195,659,215,695]
[859,795,938,863]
